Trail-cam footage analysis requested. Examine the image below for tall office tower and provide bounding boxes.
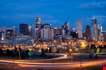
[76,20,83,39]
[5,28,16,39]
[19,23,30,35]
[92,18,98,41]
[70,28,78,39]
[98,24,103,41]
[100,25,104,41]
[102,31,106,41]
[54,27,63,39]
[62,21,70,36]
[85,25,92,41]
[0,29,5,40]
[35,16,42,40]
[0,32,2,40]
[41,24,54,41]
[50,28,54,40]
[28,25,32,36]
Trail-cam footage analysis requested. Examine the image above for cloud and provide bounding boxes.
[79,1,106,9]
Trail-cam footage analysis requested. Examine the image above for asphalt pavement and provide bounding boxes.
[0,53,106,70]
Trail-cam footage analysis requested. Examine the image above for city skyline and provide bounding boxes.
[0,0,106,31]
[0,1,106,70]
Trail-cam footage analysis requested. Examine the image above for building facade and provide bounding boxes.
[35,17,42,40]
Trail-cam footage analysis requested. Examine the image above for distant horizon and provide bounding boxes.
[0,16,106,32]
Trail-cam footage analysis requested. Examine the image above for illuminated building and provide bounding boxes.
[14,35,34,48]
[62,21,71,39]
[54,27,63,40]
[98,24,103,41]
[85,25,92,41]
[41,24,54,41]
[70,28,78,39]
[5,28,16,39]
[50,28,54,40]
[76,20,83,39]
[28,25,32,36]
[0,29,5,40]
[102,31,106,41]
[62,21,70,36]
[92,18,98,41]
[0,28,16,46]
[35,16,42,40]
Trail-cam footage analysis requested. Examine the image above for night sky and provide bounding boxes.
[0,0,106,31]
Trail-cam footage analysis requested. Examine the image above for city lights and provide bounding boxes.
[0,0,106,70]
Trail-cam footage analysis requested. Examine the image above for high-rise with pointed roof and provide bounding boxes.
[35,16,42,40]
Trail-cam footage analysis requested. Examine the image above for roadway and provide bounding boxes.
[0,54,106,70]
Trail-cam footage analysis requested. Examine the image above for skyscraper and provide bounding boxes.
[98,24,103,41]
[62,21,71,40]
[28,25,32,36]
[19,23,30,35]
[35,16,42,28]
[63,21,70,35]
[5,28,15,39]
[41,24,54,41]
[0,29,5,40]
[85,25,92,41]
[92,18,98,41]
[54,27,63,40]
[76,20,83,39]
[102,31,106,41]
[35,16,42,40]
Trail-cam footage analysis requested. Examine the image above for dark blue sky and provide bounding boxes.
[0,0,106,31]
